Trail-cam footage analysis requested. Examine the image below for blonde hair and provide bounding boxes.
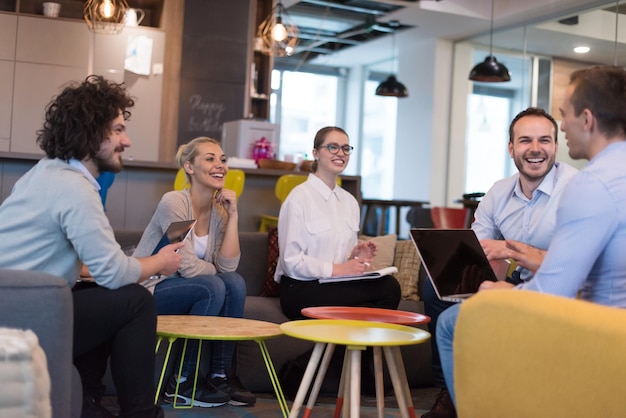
[176,136,221,184]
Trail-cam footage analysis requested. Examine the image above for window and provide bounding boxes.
[360,74,397,199]
[270,69,343,162]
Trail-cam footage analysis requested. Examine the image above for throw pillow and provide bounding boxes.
[261,227,281,297]
[392,240,421,301]
[357,234,397,270]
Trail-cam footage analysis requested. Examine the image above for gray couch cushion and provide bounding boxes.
[237,232,269,296]
[0,270,80,418]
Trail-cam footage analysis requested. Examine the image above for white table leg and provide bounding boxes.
[289,342,326,418]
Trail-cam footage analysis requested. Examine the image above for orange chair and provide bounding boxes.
[430,207,470,229]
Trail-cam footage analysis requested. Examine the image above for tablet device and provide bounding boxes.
[151,220,196,255]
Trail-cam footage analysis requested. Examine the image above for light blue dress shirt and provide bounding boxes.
[472,161,578,280]
[521,142,626,307]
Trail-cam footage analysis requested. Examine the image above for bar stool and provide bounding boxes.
[280,319,430,418]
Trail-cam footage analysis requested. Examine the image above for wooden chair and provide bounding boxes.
[430,207,470,229]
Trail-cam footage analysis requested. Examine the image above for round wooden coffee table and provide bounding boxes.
[155,316,288,417]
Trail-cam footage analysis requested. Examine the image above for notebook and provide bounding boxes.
[409,228,500,303]
[319,266,398,284]
[151,220,196,255]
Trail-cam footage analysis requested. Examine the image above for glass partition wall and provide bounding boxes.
[447,1,620,203]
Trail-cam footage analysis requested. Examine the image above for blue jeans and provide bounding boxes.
[436,303,461,405]
[153,272,246,377]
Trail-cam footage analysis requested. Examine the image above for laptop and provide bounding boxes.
[409,228,501,303]
[151,220,196,255]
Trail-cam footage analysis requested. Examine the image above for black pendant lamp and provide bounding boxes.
[469,0,511,82]
[376,75,408,97]
[376,21,408,98]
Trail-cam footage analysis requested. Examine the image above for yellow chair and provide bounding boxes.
[454,290,626,418]
[259,174,342,232]
[173,168,245,198]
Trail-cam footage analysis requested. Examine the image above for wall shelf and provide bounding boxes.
[2,0,164,28]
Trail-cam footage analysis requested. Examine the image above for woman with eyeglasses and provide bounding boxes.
[275,126,401,320]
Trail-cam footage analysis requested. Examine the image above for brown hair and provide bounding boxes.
[311,126,349,173]
[176,136,221,184]
[508,107,558,143]
[569,65,626,138]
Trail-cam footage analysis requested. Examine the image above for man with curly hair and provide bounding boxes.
[0,75,183,418]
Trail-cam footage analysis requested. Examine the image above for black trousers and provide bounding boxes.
[421,278,455,388]
[72,282,157,417]
[279,275,401,320]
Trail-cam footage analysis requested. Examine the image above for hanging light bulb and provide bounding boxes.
[100,0,114,18]
[469,0,511,82]
[376,21,408,98]
[258,1,299,57]
[83,0,129,35]
[271,16,288,42]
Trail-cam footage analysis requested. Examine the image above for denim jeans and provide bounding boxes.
[153,272,246,377]
[436,303,462,405]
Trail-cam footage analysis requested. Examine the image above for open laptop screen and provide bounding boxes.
[410,228,497,299]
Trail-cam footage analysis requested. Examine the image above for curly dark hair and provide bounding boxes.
[36,75,134,160]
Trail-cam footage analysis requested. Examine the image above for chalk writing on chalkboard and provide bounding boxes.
[187,94,226,133]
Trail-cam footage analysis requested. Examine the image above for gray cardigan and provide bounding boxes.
[133,189,240,290]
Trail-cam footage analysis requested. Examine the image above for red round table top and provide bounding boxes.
[300,306,430,325]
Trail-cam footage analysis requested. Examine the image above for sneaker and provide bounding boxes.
[210,371,256,406]
[163,375,229,408]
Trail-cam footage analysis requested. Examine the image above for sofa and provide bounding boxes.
[0,269,82,418]
[114,230,434,394]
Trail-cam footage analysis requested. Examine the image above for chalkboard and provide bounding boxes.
[177,0,252,146]
[178,79,245,145]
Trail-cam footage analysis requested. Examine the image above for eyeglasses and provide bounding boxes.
[319,143,354,155]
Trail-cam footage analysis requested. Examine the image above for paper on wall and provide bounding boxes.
[125,35,153,75]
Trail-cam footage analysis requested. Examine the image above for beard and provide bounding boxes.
[94,148,124,174]
[513,151,555,182]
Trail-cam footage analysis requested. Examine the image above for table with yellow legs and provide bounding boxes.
[155,316,289,418]
[280,319,430,418]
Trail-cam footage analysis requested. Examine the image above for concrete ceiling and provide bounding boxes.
[276,0,620,68]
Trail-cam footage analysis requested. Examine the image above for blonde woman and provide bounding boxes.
[134,137,254,408]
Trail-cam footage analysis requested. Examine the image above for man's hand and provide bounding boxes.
[480,239,509,261]
[479,280,515,291]
[505,240,545,274]
[155,242,184,276]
